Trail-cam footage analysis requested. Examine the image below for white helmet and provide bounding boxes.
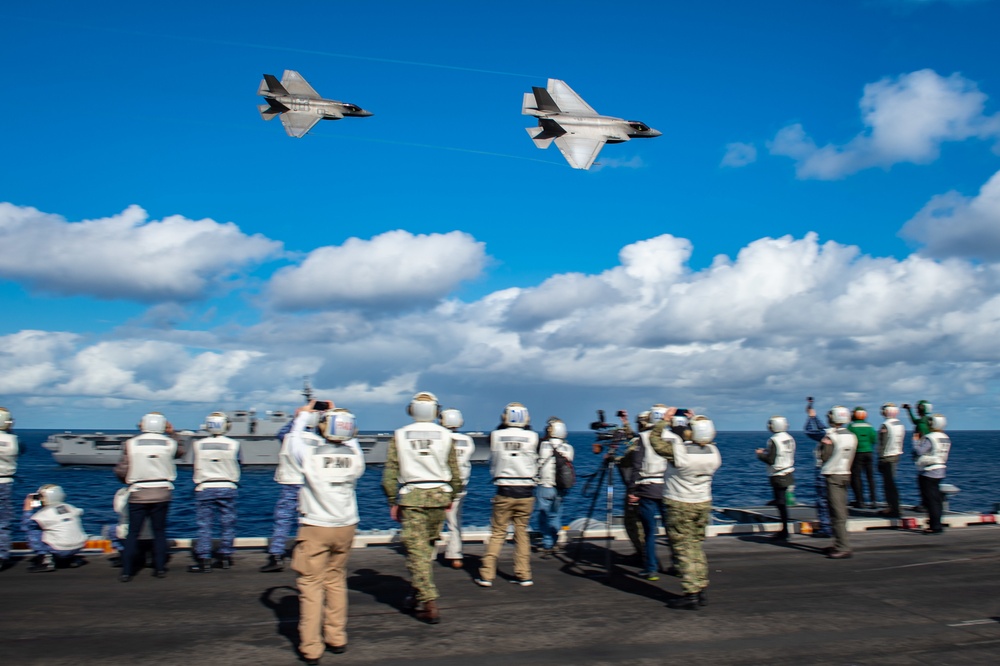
[408,392,440,423]
[0,407,12,431]
[204,411,230,435]
[321,408,357,442]
[546,418,568,440]
[440,408,464,430]
[636,411,653,431]
[881,402,899,419]
[650,404,669,424]
[929,413,947,432]
[689,415,716,445]
[140,412,167,434]
[37,484,66,506]
[671,414,689,429]
[768,416,788,433]
[502,402,530,428]
[827,405,850,426]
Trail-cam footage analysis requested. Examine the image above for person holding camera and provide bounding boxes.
[21,484,87,572]
[382,392,460,624]
[476,402,539,588]
[756,416,796,541]
[188,411,242,573]
[626,408,672,580]
[290,407,365,663]
[535,417,574,559]
[913,413,951,534]
[115,412,184,581]
[803,399,834,539]
[0,407,19,569]
[261,399,331,573]
[806,405,858,559]
[877,403,906,518]
[848,407,878,509]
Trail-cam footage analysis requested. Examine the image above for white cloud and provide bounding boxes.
[769,70,1000,179]
[0,203,282,302]
[900,169,1000,260]
[721,142,758,167]
[268,229,487,310]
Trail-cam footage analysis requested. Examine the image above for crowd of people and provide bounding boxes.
[0,395,952,662]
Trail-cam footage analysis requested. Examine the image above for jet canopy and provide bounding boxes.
[627,121,652,132]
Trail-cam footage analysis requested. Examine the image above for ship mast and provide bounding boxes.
[301,377,314,404]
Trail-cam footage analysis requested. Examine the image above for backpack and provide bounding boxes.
[553,446,576,491]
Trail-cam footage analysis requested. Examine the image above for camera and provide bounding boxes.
[589,409,630,454]
[615,409,627,418]
[312,400,331,411]
[901,403,910,409]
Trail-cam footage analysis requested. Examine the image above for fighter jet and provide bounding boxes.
[257,70,372,138]
[522,79,661,170]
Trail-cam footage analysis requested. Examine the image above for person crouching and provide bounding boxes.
[22,484,87,572]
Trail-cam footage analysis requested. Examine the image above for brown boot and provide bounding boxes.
[416,599,440,624]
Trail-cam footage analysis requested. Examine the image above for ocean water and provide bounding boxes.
[7,429,999,541]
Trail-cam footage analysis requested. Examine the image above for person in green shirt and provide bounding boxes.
[847,407,877,508]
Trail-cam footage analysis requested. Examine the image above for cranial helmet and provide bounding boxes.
[636,411,653,430]
[140,412,167,434]
[917,400,933,416]
[502,402,530,428]
[689,415,716,445]
[205,411,230,435]
[546,418,568,440]
[37,484,65,506]
[671,414,689,429]
[408,392,440,423]
[321,408,357,442]
[928,413,947,432]
[881,402,899,419]
[768,416,788,433]
[650,404,669,424]
[0,407,12,431]
[827,406,850,426]
[852,407,867,421]
[440,408,464,430]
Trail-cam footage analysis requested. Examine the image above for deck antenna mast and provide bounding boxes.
[301,377,314,404]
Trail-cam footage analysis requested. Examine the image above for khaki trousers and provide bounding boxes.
[479,494,535,581]
[292,524,356,659]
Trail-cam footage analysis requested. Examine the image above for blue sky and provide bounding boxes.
[2,0,999,430]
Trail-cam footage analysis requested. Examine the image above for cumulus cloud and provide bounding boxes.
[900,169,1000,260]
[721,142,758,167]
[0,203,282,302]
[769,70,1000,179]
[268,229,487,311]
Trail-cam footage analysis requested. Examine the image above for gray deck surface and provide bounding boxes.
[2,527,999,665]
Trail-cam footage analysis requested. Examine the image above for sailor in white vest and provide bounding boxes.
[291,408,365,663]
[877,403,906,519]
[652,412,722,610]
[440,408,475,569]
[188,411,242,573]
[476,402,540,588]
[816,405,858,559]
[381,392,460,624]
[913,413,950,534]
[626,409,670,579]
[108,486,154,568]
[21,484,87,572]
[535,417,574,559]
[755,416,796,541]
[262,399,331,573]
[0,406,19,568]
[115,411,182,581]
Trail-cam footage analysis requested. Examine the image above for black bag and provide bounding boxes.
[553,447,576,491]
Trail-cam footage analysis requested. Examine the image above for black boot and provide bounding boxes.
[188,558,213,573]
[259,554,284,572]
[27,554,56,573]
[216,556,233,570]
[697,588,708,607]
[667,593,700,610]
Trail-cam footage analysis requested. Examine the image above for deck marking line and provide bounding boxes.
[858,557,971,572]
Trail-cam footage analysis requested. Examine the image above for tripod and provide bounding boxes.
[570,427,628,580]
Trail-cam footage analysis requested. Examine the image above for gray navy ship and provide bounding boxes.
[43,402,490,466]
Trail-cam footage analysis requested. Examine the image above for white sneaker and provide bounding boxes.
[509,578,534,587]
[474,577,493,587]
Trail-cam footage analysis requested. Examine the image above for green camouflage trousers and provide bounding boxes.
[400,505,447,602]
[665,499,711,594]
[624,499,645,555]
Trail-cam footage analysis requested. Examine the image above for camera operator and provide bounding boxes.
[625,407,672,580]
[0,406,20,569]
[21,485,87,572]
[188,411,242,573]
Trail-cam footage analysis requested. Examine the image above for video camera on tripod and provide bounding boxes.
[589,409,632,455]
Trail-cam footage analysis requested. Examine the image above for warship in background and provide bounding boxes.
[42,383,490,466]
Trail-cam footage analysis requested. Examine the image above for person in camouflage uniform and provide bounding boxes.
[382,392,461,624]
[612,414,644,561]
[650,410,722,611]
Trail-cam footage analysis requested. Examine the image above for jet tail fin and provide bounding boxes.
[532,86,561,113]
[258,99,289,120]
[526,127,554,149]
[525,119,566,149]
[259,73,289,97]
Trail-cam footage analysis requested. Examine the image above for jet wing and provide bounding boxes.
[553,136,606,170]
[280,111,323,138]
[280,70,322,99]
[547,79,599,116]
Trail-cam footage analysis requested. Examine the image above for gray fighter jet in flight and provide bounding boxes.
[257,70,372,138]
[522,79,661,170]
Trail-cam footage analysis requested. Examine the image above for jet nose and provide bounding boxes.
[356,109,374,117]
[649,129,662,137]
